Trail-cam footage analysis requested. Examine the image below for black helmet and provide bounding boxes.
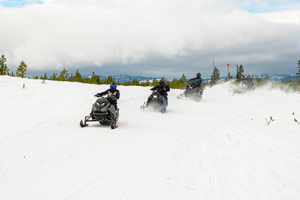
[159,79,165,85]
[196,73,201,77]
[110,82,117,89]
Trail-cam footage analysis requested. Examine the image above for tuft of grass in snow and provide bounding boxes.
[265,116,274,126]
[293,113,300,125]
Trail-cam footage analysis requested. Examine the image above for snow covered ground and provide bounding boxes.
[1,75,300,200]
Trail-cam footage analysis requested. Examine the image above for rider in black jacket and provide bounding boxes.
[93,82,120,119]
[188,73,202,89]
[148,79,170,105]
[95,82,120,106]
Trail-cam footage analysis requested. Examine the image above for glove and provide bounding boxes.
[94,94,100,97]
[110,95,116,101]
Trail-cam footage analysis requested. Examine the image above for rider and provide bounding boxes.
[94,82,120,119]
[186,72,202,93]
[243,75,254,88]
[148,79,170,106]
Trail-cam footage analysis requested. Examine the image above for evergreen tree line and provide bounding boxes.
[210,62,300,85]
[38,70,190,89]
[210,64,247,84]
[0,54,190,89]
[1,54,300,88]
[0,55,27,78]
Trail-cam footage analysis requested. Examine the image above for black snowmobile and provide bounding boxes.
[241,76,254,89]
[177,82,203,101]
[80,95,119,129]
[141,90,167,113]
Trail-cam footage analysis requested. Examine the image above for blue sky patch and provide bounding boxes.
[238,0,300,13]
[0,0,43,8]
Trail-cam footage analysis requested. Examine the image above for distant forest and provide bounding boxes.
[1,55,300,90]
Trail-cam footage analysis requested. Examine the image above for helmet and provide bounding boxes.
[110,82,117,89]
[159,79,165,85]
[196,73,201,77]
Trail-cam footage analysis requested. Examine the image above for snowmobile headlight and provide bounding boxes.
[101,103,106,106]
[153,95,158,98]
[96,102,100,107]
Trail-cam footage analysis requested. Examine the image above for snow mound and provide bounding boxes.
[1,76,300,200]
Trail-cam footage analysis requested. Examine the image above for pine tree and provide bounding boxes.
[132,78,140,85]
[69,74,74,81]
[175,74,187,88]
[144,79,151,86]
[73,69,82,82]
[90,72,100,84]
[180,74,187,84]
[169,78,177,88]
[239,65,245,79]
[43,73,48,80]
[210,66,220,84]
[50,73,58,80]
[16,61,27,78]
[108,76,115,84]
[0,55,9,75]
[235,65,239,81]
[296,60,300,78]
[236,64,245,82]
[58,68,69,81]
[152,78,159,86]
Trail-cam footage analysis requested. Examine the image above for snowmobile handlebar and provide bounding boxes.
[94,94,116,100]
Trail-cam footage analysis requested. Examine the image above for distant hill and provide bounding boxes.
[83,74,160,84]
[83,73,299,84]
[255,73,298,82]
[218,73,299,83]
[111,75,160,83]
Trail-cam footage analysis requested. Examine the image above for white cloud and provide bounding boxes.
[0,0,299,76]
[256,9,300,24]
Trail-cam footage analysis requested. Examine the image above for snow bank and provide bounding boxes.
[1,76,300,200]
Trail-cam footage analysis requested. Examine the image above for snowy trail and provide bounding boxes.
[1,76,300,200]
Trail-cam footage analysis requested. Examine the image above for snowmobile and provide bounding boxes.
[141,90,167,113]
[232,77,254,95]
[80,95,119,129]
[241,76,254,89]
[177,83,203,102]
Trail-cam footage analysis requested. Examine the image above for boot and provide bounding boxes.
[111,116,118,129]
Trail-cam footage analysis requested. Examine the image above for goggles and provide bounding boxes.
[110,85,117,89]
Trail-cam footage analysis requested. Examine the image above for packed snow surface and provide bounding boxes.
[1,76,300,200]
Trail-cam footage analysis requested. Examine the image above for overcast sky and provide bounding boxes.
[0,0,300,78]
